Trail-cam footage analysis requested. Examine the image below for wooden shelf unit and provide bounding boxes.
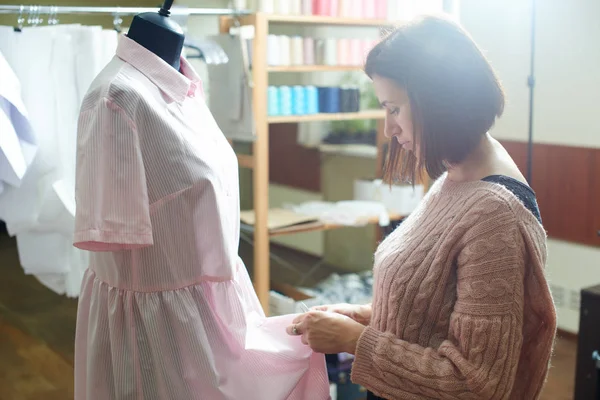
[267,65,364,72]
[235,13,395,27]
[220,13,391,313]
[268,110,385,124]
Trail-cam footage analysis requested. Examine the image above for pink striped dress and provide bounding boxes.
[73,34,330,400]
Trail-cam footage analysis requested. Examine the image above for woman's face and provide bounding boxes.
[372,75,415,152]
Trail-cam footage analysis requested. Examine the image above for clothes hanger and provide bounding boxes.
[112,13,123,33]
[48,6,59,25]
[13,5,24,32]
[183,38,229,65]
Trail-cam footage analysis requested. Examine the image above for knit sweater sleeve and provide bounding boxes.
[351,207,526,400]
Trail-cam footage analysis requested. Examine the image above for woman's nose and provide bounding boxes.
[384,116,399,138]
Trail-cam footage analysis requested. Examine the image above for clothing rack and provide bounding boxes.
[0,5,251,16]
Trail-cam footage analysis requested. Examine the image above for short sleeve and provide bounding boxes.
[73,97,153,252]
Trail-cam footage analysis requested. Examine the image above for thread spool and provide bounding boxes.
[268,86,280,116]
[279,86,293,115]
[318,86,340,113]
[278,35,291,65]
[375,0,387,19]
[301,0,313,14]
[350,0,362,18]
[291,36,304,65]
[305,86,319,114]
[292,86,306,115]
[258,0,275,13]
[324,38,337,66]
[328,0,339,16]
[290,0,302,14]
[350,39,361,66]
[267,34,280,66]
[363,0,376,19]
[303,38,315,65]
[315,39,325,64]
[276,0,291,14]
[340,85,360,113]
[337,38,351,66]
[339,0,351,17]
[315,0,329,15]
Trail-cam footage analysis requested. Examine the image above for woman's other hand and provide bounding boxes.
[286,311,365,355]
[312,303,372,326]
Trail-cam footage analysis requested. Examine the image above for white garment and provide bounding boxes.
[0,25,117,297]
[0,50,36,193]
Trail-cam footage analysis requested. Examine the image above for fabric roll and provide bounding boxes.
[324,38,337,66]
[279,86,293,115]
[258,0,275,13]
[290,0,302,14]
[340,86,360,112]
[350,39,361,65]
[350,0,362,18]
[339,0,351,17]
[317,87,340,113]
[376,0,387,19]
[305,86,319,114]
[314,0,327,15]
[278,35,291,65]
[292,86,306,115]
[315,39,325,65]
[301,0,313,14]
[268,86,280,116]
[276,0,292,14]
[363,0,376,19]
[328,0,339,16]
[290,36,304,65]
[303,38,315,65]
[337,38,351,66]
[267,34,280,66]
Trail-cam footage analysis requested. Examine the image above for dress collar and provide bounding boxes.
[116,34,201,103]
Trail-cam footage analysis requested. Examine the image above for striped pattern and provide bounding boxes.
[74,35,329,399]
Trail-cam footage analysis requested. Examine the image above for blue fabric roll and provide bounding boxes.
[317,87,340,113]
[267,86,280,116]
[292,85,306,115]
[305,86,319,114]
[279,86,293,116]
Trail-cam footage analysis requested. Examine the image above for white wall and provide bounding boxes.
[460,0,600,333]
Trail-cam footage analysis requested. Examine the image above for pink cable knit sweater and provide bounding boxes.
[351,175,557,399]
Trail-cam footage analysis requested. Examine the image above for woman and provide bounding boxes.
[287,15,557,400]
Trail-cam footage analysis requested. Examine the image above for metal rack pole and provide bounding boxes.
[0,5,251,16]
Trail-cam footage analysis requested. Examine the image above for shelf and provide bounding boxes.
[241,212,404,238]
[268,213,405,237]
[268,110,385,124]
[267,65,364,73]
[318,144,377,158]
[267,14,393,27]
[236,13,394,27]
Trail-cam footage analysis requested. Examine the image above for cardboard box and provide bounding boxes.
[354,179,424,216]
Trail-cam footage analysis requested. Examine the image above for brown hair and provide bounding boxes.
[365,15,505,184]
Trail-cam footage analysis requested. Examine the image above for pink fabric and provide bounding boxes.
[74,35,330,400]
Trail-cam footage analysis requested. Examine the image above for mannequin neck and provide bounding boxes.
[126,11,184,70]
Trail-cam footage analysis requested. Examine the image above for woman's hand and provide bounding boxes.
[312,303,372,326]
[286,311,365,355]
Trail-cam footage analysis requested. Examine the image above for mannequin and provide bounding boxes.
[126,0,184,70]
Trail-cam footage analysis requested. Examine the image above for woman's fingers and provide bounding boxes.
[301,333,309,345]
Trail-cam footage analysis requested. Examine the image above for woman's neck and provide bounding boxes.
[446,133,495,182]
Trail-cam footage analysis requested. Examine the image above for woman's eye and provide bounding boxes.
[390,108,400,116]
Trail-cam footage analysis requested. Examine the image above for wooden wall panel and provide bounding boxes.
[500,140,600,247]
[268,136,600,247]
[268,124,321,192]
